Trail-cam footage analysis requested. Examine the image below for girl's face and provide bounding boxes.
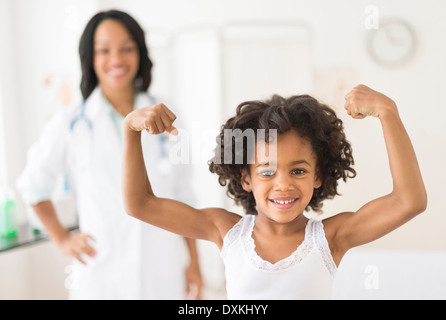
[93,19,139,92]
[241,129,321,224]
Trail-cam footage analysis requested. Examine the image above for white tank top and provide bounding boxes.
[221,214,337,299]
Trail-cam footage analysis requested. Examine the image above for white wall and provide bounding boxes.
[94,0,446,251]
[333,249,446,299]
[0,0,100,217]
[0,0,445,299]
[0,0,20,191]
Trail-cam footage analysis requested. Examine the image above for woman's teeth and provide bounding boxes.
[108,67,127,76]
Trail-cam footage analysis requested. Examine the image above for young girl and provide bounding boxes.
[122,84,427,299]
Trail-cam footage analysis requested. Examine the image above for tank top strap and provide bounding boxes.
[307,219,337,277]
[221,214,254,258]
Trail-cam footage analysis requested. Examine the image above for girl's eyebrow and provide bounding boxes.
[255,160,311,168]
[290,160,312,167]
[255,161,274,168]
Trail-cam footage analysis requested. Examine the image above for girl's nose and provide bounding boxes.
[273,173,295,191]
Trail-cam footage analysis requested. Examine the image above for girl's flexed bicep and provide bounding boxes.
[330,85,427,259]
[134,197,239,249]
[122,105,239,248]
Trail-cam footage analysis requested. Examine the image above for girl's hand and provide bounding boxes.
[58,231,96,265]
[344,84,397,119]
[124,103,178,135]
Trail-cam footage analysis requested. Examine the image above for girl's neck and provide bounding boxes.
[101,85,135,117]
[255,213,308,236]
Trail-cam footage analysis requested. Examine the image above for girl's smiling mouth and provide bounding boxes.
[268,197,299,209]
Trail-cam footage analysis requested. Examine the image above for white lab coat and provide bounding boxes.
[17,88,190,299]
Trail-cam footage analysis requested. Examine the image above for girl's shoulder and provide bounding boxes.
[320,212,351,240]
[219,212,251,255]
[321,212,355,265]
[218,209,243,237]
[203,208,242,250]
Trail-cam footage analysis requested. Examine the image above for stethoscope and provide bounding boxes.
[69,95,169,170]
[69,100,92,132]
[68,100,95,172]
[69,95,167,154]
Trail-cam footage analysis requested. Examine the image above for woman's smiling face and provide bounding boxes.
[93,19,140,92]
[241,129,321,224]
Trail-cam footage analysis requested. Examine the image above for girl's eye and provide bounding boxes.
[292,169,306,175]
[259,170,275,176]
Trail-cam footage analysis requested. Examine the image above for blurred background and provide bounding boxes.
[0,0,445,299]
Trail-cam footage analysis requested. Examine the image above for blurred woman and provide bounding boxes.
[17,10,202,299]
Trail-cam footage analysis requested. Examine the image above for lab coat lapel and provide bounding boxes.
[83,88,105,123]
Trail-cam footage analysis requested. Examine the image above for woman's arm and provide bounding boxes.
[122,103,239,249]
[33,200,96,264]
[184,237,203,299]
[330,85,427,257]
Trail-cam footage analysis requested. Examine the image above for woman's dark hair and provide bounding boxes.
[209,94,356,214]
[78,10,153,100]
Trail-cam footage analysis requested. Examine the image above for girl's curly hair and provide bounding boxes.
[208,94,356,214]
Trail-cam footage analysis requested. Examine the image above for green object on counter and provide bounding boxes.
[0,199,18,238]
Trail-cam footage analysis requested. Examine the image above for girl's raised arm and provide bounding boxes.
[329,85,427,259]
[122,104,239,249]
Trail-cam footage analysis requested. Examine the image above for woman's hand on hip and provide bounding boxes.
[58,231,96,265]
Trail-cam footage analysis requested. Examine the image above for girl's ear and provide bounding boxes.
[314,171,322,189]
[241,168,252,192]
